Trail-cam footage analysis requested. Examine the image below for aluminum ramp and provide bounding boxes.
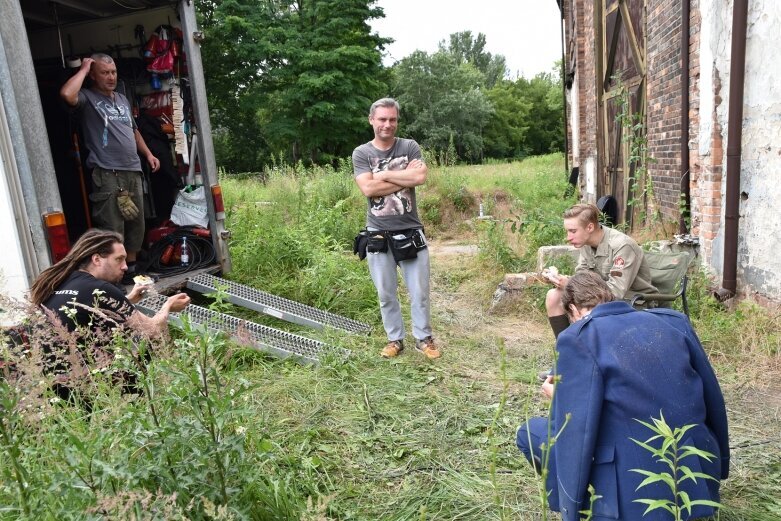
[186,273,372,334]
[136,295,350,365]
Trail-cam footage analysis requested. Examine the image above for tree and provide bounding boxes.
[199,0,390,171]
[482,80,532,159]
[392,50,492,162]
[265,0,391,164]
[515,69,565,155]
[441,31,507,89]
[199,0,293,171]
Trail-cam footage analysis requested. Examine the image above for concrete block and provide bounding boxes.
[489,272,544,314]
[503,272,544,291]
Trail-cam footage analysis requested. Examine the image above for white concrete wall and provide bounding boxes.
[698,0,781,299]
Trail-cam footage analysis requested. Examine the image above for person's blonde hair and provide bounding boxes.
[29,230,124,306]
[563,203,600,227]
[561,271,614,314]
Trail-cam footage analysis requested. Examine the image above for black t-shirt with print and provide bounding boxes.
[43,271,135,332]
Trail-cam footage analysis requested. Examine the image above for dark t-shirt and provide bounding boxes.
[75,89,142,171]
[43,271,135,332]
[352,137,423,231]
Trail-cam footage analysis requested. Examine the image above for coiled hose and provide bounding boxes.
[147,228,217,277]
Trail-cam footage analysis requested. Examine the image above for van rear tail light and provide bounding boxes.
[211,185,225,221]
[43,211,70,262]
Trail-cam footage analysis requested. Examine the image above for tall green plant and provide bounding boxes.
[614,77,659,225]
[630,412,722,520]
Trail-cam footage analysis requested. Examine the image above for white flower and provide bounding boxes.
[236,426,247,435]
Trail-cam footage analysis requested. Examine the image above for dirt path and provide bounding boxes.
[427,239,552,390]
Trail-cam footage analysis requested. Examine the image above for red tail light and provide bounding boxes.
[43,212,70,262]
[211,185,225,220]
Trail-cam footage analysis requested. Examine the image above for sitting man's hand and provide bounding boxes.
[542,266,569,289]
[165,293,190,312]
[541,375,555,400]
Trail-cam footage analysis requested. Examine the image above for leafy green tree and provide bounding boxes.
[265,0,391,164]
[515,69,565,156]
[441,31,507,89]
[199,0,390,171]
[483,80,532,159]
[392,50,492,162]
[199,0,289,172]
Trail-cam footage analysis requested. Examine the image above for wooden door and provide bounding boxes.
[596,0,646,226]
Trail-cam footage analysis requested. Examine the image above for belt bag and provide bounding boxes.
[353,230,369,260]
[366,233,388,254]
[389,229,426,263]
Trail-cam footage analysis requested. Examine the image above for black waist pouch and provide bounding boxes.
[353,230,369,260]
[366,233,388,254]
[389,229,426,263]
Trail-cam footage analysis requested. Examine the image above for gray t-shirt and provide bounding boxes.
[75,89,142,171]
[352,137,423,231]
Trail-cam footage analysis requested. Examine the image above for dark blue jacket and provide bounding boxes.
[550,302,729,520]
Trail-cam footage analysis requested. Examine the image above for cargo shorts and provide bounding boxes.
[89,167,145,252]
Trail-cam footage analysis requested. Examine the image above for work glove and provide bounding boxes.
[116,189,140,220]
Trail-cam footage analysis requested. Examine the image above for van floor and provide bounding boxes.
[123,263,221,296]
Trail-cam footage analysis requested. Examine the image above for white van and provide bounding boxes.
[1,0,231,324]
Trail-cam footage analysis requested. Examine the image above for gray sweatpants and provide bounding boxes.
[367,234,432,343]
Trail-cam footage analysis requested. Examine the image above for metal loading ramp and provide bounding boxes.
[136,295,350,365]
[186,273,372,334]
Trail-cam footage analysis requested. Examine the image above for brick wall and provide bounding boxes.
[564,0,598,197]
[566,0,703,223]
[688,0,702,237]
[646,0,683,223]
[576,0,597,165]
[697,69,724,262]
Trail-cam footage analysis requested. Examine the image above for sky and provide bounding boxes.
[370,0,563,79]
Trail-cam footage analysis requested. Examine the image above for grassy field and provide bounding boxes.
[1,154,780,520]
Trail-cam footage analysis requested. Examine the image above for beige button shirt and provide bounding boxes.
[576,226,657,299]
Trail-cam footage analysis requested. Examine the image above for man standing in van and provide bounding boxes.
[60,54,160,284]
[352,98,439,359]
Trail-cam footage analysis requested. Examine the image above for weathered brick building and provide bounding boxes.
[559,0,781,302]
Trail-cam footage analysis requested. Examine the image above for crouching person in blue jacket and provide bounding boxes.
[517,271,729,520]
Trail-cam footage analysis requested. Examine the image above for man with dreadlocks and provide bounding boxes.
[28,229,189,405]
[29,229,189,334]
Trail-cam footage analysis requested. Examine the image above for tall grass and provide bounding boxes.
[2,154,779,519]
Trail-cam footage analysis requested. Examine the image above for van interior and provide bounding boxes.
[21,0,213,282]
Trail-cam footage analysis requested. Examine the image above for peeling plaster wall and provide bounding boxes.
[698,0,781,299]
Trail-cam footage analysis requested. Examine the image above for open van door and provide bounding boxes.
[1,0,230,300]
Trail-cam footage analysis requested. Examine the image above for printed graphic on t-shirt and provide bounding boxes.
[93,99,132,147]
[369,155,413,217]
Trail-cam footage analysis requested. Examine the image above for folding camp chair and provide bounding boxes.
[630,250,692,317]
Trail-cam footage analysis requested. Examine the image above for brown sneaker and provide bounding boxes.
[381,340,404,358]
[415,337,441,359]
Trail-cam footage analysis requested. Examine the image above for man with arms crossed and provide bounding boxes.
[352,98,439,359]
[60,54,160,284]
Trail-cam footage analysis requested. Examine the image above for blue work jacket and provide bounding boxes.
[550,301,729,520]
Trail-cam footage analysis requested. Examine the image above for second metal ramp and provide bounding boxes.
[186,273,372,334]
[137,295,350,365]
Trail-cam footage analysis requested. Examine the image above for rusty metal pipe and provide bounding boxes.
[716,0,748,301]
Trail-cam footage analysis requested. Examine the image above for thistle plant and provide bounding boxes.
[579,484,602,521]
[630,411,722,520]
